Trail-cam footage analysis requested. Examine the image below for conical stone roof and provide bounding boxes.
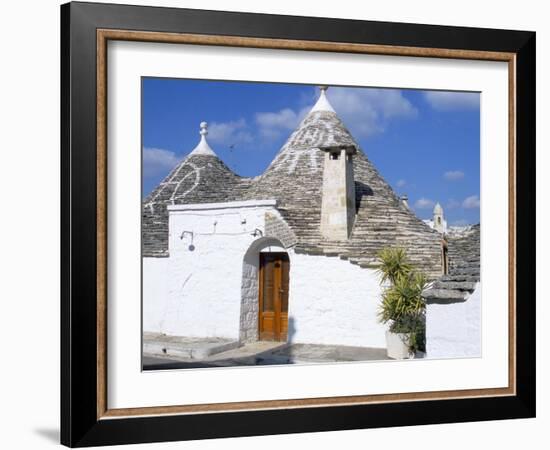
[142,123,251,256]
[243,89,443,278]
[242,88,357,213]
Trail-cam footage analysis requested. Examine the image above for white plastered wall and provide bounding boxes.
[425,283,482,358]
[288,253,386,348]
[145,200,279,339]
[142,199,387,348]
[142,257,170,332]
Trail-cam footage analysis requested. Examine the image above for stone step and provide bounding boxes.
[439,274,480,282]
[358,261,379,269]
[450,262,480,268]
[143,336,240,360]
[422,289,469,302]
[450,261,480,267]
[449,254,480,260]
[432,280,477,291]
[451,268,479,276]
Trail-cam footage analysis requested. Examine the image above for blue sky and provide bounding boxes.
[142,78,480,226]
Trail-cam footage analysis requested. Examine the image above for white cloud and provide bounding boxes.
[327,87,418,137]
[206,87,417,149]
[396,179,407,188]
[414,197,435,209]
[444,170,465,181]
[463,195,480,209]
[254,87,417,142]
[143,147,180,178]
[446,198,460,210]
[255,107,309,141]
[207,118,253,145]
[424,91,479,111]
[256,108,299,130]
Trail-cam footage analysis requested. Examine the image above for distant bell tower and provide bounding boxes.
[433,202,447,233]
[320,142,357,240]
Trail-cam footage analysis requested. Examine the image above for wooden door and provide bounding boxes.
[259,252,290,341]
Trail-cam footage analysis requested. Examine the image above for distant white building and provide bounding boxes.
[424,202,447,234]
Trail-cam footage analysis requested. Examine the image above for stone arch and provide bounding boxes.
[239,236,288,343]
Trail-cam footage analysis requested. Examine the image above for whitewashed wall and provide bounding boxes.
[151,200,278,339]
[289,253,386,347]
[426,283,482,358]
[142,199,387,348]
[142,257,169,332]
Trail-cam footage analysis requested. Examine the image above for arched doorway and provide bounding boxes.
[239,237,290,343]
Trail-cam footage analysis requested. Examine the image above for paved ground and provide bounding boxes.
[271,343,388,362]
[143,339,389,370]
[143,332,239,359]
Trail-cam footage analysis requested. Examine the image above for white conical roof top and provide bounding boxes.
[433,202,443,214]
[310,86,336,113]
[189,121,217,156]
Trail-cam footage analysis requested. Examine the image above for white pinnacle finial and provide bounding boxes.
[189,121,216,156]
[310,85,335,113]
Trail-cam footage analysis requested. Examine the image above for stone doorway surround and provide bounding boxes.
[239,236,288,343]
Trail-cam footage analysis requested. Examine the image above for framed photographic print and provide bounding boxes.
[60,1,536,447]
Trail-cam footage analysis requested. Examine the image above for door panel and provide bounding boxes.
[262,261,275,312]
[259,253,290,341]
[279,257,290,339]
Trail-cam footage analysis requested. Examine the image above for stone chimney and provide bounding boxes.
[401,194,409,209]
[320,145,357,240]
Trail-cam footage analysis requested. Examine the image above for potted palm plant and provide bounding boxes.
[376,248,427,359]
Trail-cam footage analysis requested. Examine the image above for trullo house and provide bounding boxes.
[142,87,478,353]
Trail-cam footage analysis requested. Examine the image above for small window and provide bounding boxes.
[330,152,340,160]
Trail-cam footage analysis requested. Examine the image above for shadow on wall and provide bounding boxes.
[355,181,373,211]
[287,316,297,345]
[283,316,299,360]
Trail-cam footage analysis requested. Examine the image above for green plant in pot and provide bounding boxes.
[376,248,428,359]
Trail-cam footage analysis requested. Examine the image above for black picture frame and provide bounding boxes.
[61,1,535,447]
